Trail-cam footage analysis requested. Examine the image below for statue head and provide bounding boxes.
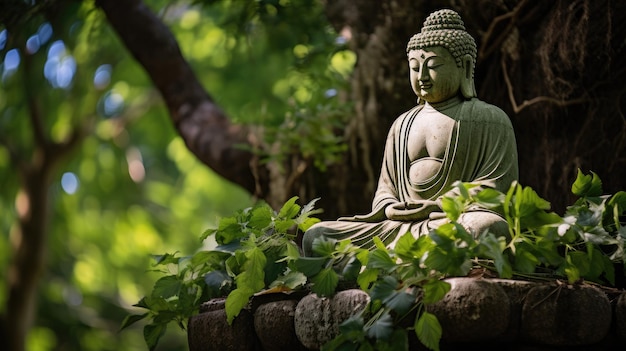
[406,9,477,102]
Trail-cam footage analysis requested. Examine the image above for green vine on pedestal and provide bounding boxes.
[121,169,626,351]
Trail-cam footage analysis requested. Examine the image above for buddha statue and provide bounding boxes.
[302,9,518,256]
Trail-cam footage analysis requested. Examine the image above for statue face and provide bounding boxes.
[408,47,463,103]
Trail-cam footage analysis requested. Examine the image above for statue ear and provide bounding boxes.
[460,54,477,99]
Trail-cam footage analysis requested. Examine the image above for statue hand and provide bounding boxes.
[385,200,439,221]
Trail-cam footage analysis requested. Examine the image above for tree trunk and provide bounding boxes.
[6,166,52,351]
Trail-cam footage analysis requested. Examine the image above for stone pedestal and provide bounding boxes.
[187,280,625,351]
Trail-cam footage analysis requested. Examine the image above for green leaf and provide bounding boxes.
[369,276,397,302]
[134,297,150,309]
[214,241,243,254]
[365,310,393,340]
[423,245,471,277]
[372,236,387,251]
[384,290,415,315]
[587,247,608,282]
[312,236,337,256]
[294,256,327,276]
[311,267,339,296]
[599,253,615,286]
[204,270,232,298]
[152,275,182,299]
[225,287,254,324]
[568,251,590,277]
[151,252,180,266]
[357,268,379,291]
[503,182,518,227]
[608,191,626,218]
[588,171,603,197]
[518,186,552,216]
[143,323,167,351]
[249,205,273,230]
[356,249,370,266]
[375,329,409,351]
[215,216,246,245]
[153,310,178,324]
[296,198,323,231]
[430,223,456,243]
[563,262,580,284]
[200,228,216,242]
[341,256,363,281]
[535,239,565,266]
[278,196,301,219]
[513,247,540,274]
[120,313,149,331]
[572,169,603,197]
[415,311,442,351]
[320,334,355,351]
[357,342,376,351]
[453,181,471,200]
[441,196,462,221]
[234,247,266,292]
[474,188,505,209]
[245,246,267,271]
[520,210,562,230]
[422,279,451,305]
[269,270,307,289]
[572,169,592,197]
[190,250,229,267]
[479,233,512,278]
[337,315,365,342]
[298,217,321,232]
[300,197,321,218]
[178,285,201,317]
[287,241,301,259]
[235,270,265,293]
[367,249,396,271]
[274,218,296,234]
[394,232,418,260]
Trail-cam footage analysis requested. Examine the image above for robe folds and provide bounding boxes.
[303,98,518,254]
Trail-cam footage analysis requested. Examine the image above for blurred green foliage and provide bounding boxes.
[0,0,352,349]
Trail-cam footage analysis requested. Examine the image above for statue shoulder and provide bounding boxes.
[389,105,424,129]
[462,98,512,126]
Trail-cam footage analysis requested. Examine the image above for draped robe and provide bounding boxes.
[303,97,518,255]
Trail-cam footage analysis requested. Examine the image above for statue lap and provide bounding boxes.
[302,210,509,256]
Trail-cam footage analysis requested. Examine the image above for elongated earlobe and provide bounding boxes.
[460,54,477,99]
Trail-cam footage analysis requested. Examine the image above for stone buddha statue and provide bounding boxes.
[302,9,518,256]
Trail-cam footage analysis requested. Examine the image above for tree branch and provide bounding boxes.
[501,57,588,114]
[478,0,528,61]
[96,0,262,196]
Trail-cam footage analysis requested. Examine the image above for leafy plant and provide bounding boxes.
[466,170,626,285]
[319,170,626,351]
[120,196,321,350]
[123,170,626,351]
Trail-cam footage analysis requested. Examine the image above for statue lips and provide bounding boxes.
[420,83,432,90]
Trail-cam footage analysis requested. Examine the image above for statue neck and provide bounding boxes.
[424,95,463,111]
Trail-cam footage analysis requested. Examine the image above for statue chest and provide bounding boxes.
[406,109,456,184]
